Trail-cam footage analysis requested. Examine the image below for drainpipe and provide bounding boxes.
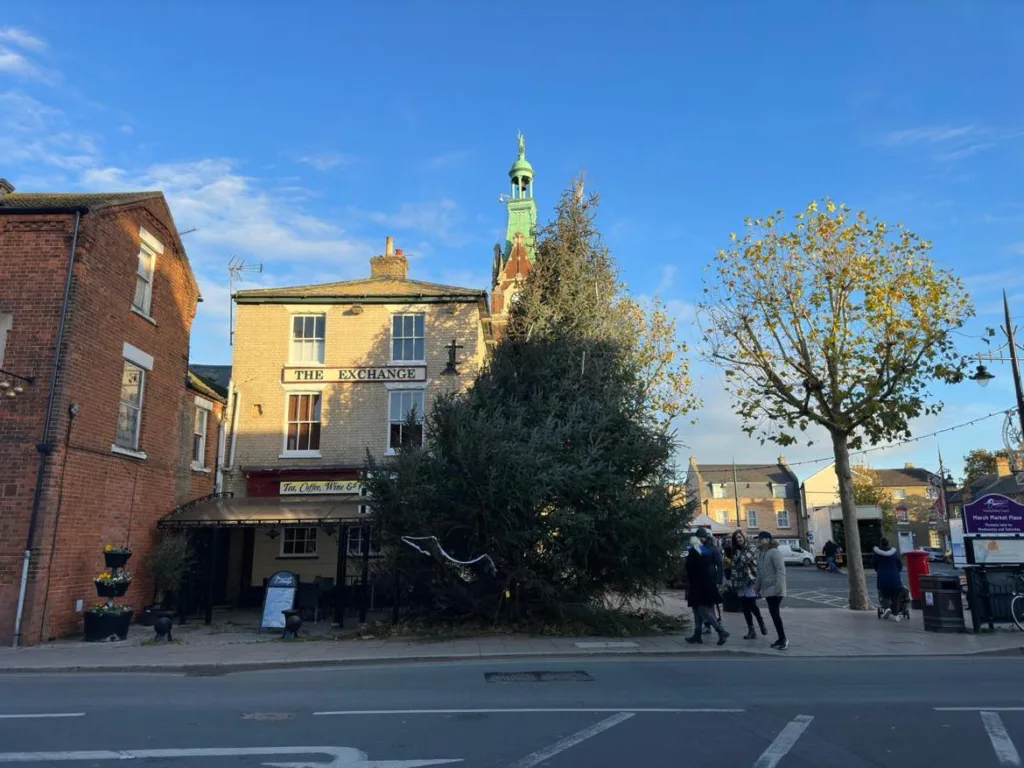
[12,210,82,647]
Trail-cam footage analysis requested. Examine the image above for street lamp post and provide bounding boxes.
[970,290,1024,468]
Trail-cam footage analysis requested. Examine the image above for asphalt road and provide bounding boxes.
[784,561,959,609]
[1,656,1022,767]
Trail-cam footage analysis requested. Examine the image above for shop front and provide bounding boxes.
[158,469,383,626]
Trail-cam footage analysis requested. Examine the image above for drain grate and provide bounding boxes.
[485,670,593,683]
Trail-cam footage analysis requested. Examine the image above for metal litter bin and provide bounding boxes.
[920,574,965,633]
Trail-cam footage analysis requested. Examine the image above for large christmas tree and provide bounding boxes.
[364,179,693,624]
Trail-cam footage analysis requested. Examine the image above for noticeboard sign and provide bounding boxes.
[962,494,1024,535]
[259,570,298,629]
[968,537,1024,566]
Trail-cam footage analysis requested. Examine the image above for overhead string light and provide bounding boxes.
[685,406,1016,476]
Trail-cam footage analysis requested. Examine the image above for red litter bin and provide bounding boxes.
[904,550,931,609]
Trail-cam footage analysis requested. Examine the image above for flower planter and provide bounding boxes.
[84,610,133,642]
[103,551,132,569]
[95,581,130,598]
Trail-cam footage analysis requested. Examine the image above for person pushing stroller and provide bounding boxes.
[872,538,907,621]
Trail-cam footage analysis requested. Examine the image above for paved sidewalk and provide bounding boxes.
[0,607,1019,674]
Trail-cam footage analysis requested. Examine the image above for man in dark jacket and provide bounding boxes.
[872,538,903,621]
[822,540,841,573]
[684,530,729,646]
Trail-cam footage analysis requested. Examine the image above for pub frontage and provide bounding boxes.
[160,236,491,626]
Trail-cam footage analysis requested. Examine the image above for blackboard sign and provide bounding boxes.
[259,570,298,629]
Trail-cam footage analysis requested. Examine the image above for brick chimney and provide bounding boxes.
[0,179,14,199]
[996,455,1012,478]
[904,462,915,469]
[369,235,408,280]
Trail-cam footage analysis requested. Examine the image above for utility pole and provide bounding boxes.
[1004,290,1024,446]
[937,447,951,550]
[732,460,742,529]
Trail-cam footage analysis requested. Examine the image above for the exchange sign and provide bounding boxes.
[282,366,426,383]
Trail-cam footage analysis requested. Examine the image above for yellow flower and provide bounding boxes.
[104,544,113,552]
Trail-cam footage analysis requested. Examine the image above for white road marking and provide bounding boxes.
[313,708,743,715]
[505,712,634,768]
[753,714,814,768]
[983,711,1022,766]
[0,713,84,720]
[937,708,1024,712]
[0,746,460,766]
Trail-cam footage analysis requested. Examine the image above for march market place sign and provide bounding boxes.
[282,365,426,383]
[963,494,1024,535]
[280,480,362,495]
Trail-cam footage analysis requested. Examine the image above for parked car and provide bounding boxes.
[777,544,814,567]
[922,547,946,563]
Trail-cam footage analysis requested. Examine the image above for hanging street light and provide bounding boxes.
[0,368,34,399]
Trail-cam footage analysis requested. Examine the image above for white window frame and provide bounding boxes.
[776,508,791,529]
[390,312,425,364]
[745,508,759,529]
[711,483,726,500]
[281,391,323,458]
[385,387,425,455]
[0,313,11,368]
[111,343,153,459]
[289,313,326,365]
[114,361,146,455]
[347,525,380,557]
[772,482,789,499]
[892,488,907,501]
[191,396,213,471]
[280,526,318,558]
[132,228,163,318]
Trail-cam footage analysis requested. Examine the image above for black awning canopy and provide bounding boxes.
[158,495,367,529]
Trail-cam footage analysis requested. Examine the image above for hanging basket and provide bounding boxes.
[103,551,132,569]
[84,610,133,642]
[95,581,130,598]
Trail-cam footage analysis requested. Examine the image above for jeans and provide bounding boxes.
[693,606,725,636]
[826,555,840,573]
[741,596,763,630]
[765,596,786,642]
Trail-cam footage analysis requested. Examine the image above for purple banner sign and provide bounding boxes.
[963,494,1024,535]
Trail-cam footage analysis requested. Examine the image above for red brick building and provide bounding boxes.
[0,180,214,645]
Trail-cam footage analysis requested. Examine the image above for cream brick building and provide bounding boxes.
[162,237,490,623]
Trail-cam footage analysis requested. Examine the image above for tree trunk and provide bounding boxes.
[830,430,871,610]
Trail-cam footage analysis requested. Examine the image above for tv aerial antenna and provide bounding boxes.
[228,255,263,346]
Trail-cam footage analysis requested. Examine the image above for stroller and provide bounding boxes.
[876,585,911,621]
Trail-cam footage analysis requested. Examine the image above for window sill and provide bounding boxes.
[130,306,157,326]
[279,451,322,459]
[387,360,425,367]
[275,555,319,560]
[190,463,210,474]
[111,444,147,460]
[287,362,326,368]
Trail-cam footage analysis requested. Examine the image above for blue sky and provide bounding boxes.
[2,2,1023,480]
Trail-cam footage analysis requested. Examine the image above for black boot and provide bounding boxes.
[743,626,757,640]
[685,634,703,644]
[717,630,729,646]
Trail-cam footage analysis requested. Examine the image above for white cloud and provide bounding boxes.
[0,27,48,52]
[296,151,357,171]
[0,47,43,80]
[422,150,473,171]
[0,91,99,173]
[119,124,134,135]
[655,264,677,295]
[879,125,978,146]
[365,199,468,245]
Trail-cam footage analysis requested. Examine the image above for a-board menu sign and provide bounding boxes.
[963,494,1024,535]
[260,570,298,629]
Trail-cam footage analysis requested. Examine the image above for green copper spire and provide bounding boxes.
[503,130,536,264]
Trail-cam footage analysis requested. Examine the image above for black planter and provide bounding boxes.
[103,551,132,569]
[84,610,133,642]
[95,581,130,598]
